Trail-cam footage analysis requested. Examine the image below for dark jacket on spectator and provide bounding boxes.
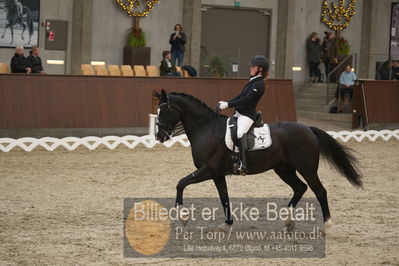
[160,58,177,76]
[27,52,43,73]
[321,38,337,60]
[306,39,321,63]
[10,53,29,73]
[393,67,399,80]
[169,32,187,52]
[378,61,392,80]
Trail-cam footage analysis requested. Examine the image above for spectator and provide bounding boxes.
[377,60,399,80]
[378,61,392,80]
[160,50,181,77]
[27,46,45,74]
[306,32,322,83]
[10,46,31,73]
[16,0,23,20]
[322,32,338,82]
[169,24,186,66]
[338,65,356,100]
[391,61,399,80]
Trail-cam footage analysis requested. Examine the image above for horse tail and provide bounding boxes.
[310,126,363,187]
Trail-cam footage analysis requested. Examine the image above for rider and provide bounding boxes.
[15,0,23,21]
[218,55,269,175]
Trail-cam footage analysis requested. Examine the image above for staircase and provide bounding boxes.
[295,83,353,130]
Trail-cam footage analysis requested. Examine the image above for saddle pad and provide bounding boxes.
[225,118,272,152]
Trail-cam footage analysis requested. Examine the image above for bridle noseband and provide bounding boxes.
[156,102,181,139]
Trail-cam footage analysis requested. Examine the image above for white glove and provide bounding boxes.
[218,101,228,110]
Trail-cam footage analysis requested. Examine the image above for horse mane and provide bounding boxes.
[169,92,226,117]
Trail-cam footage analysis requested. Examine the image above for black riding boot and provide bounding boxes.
[237,135,248,175]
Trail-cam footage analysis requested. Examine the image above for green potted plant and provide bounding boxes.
[208,56,225,77]
[127,26,146,47]
[123,26,151,66]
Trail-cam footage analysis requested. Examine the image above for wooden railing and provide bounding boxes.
[353,80,399,129]
[0,74,296,129]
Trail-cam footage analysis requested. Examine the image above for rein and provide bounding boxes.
[157,102,215,138]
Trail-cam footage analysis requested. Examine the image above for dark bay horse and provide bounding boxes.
[1,0,34,45]
[155,90,362,230]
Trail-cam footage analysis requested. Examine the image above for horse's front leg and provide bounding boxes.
[175,165,212,207]
[213,176,233,232]
[1,24,9,39]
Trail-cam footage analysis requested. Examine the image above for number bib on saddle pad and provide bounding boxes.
[225,117,272,152]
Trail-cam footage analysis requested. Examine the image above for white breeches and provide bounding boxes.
[234,111,254,139]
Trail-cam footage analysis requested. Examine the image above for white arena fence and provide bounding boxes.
[0,130,398,152]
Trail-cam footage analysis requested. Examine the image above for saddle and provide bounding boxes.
[225,112,272,152]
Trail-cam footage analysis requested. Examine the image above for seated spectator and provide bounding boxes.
[10,46,31,73]
[338,65,356,100]
[391,60,399,80]
[27,46,45,74]
[378,61,393,80]
[160,50,181,77]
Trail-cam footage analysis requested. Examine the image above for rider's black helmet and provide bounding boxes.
[249,55,269,72]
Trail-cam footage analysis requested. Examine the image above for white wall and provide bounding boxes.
[91,0,183,66]
[0,0,73,74]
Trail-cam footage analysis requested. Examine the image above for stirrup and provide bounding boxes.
[233,161,247,175]
[238,161,248,175]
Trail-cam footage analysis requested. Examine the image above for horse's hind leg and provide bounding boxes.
[21,24,25,40]
[274,166,308,208]
[274,165,308,230]
[299,171,331,223]
[10,26,14,44]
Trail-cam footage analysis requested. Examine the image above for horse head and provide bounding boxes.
[155,90,182,142]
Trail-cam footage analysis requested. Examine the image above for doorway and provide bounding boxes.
[200,6,270,77]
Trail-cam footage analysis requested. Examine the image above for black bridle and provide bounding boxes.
[156,102,179,139]
[156,102,213,140]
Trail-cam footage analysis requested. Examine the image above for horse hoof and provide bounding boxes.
[320,226,329,237]
[215,222,232,232]
[319,219,332,237]
[325,219,333,229]
[285,220,295,232]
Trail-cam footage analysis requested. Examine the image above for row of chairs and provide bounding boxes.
[81,64,134,76]
[0,62,189,77]
[81,64,189,77]
[0,62,10,73]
